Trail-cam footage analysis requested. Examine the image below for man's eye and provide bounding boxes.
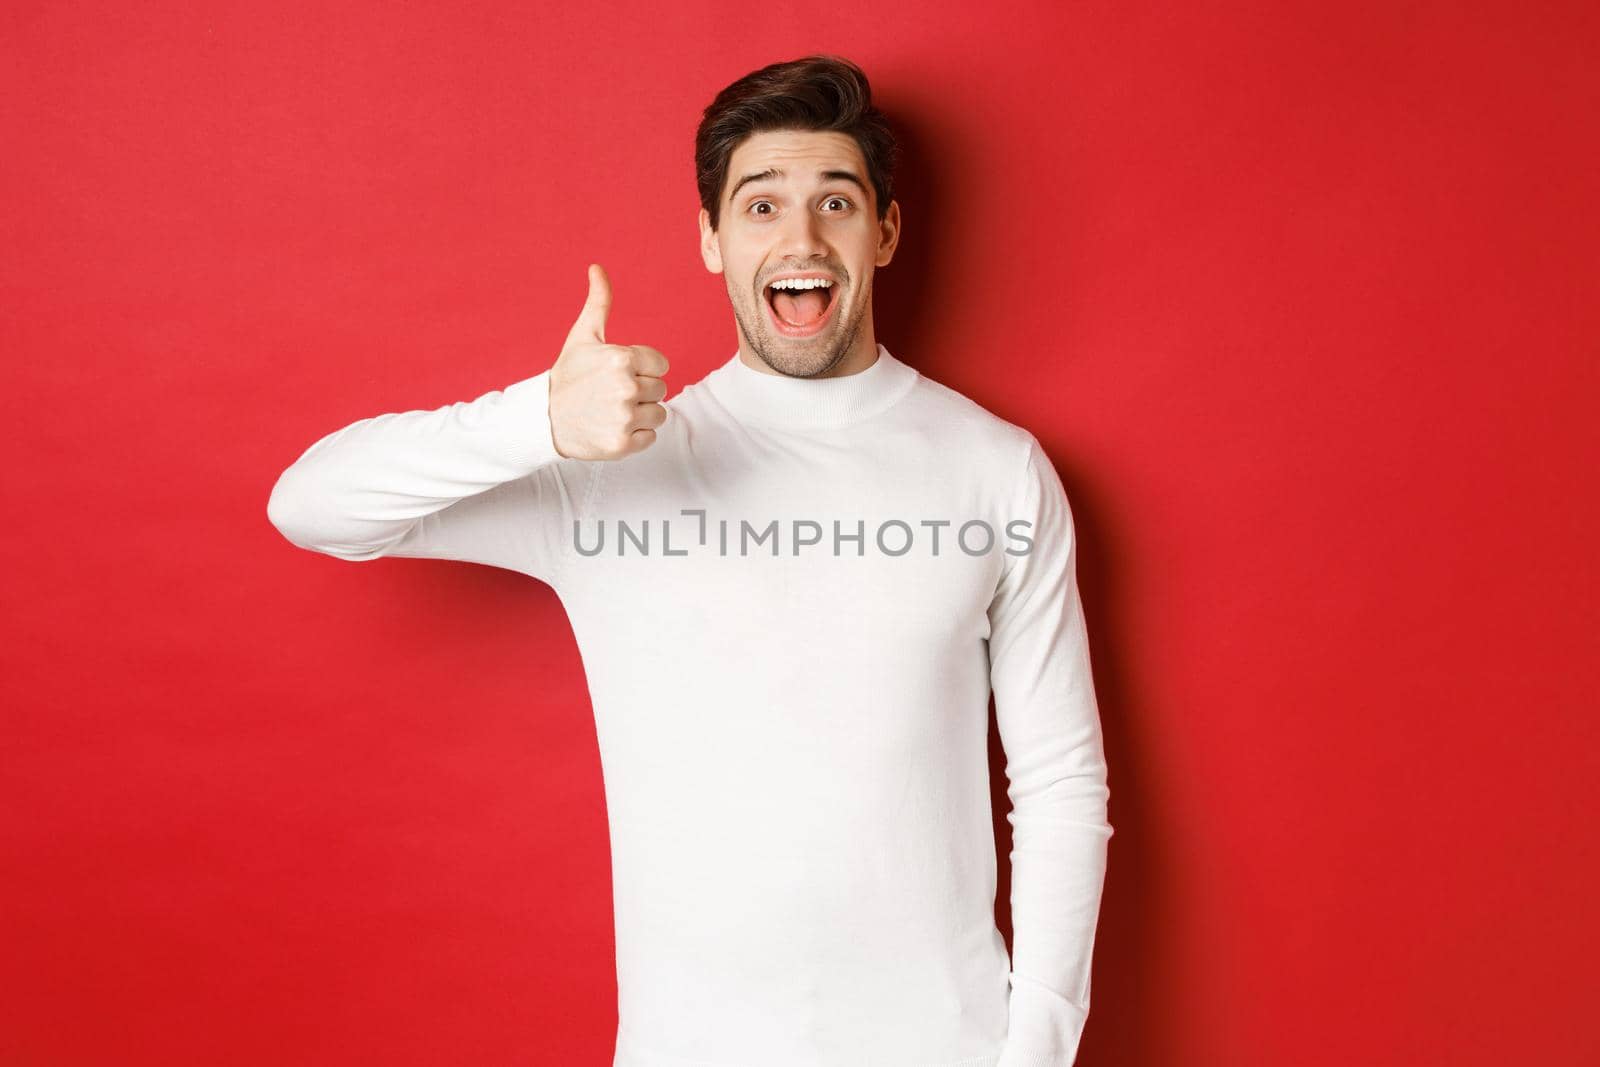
[749,197,850,217]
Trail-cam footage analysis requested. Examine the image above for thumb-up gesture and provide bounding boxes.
[548,263,670,460]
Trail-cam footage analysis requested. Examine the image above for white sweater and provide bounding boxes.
[267,344,1112,1067]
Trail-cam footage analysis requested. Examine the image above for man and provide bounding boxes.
[268,54,1111,1067]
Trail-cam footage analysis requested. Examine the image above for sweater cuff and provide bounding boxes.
[994,972,1090,1067]
[495,368,566,471]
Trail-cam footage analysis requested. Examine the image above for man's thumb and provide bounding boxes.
[566,263,612,347]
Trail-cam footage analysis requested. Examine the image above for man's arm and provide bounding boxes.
[265,368,584,584]
[988,434,1113,1067]
[266,264,667,584]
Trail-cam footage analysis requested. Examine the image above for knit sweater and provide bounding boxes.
[267,343,1112,1067]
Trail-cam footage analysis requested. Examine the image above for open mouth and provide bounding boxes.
[763,278,840,338]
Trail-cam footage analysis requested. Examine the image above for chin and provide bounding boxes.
[757,334,851,379]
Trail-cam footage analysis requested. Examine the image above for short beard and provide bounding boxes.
[732,277,866,379]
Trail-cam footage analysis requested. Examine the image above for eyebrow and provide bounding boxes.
[727,167,870,204]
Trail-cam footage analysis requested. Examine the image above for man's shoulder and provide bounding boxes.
[900,364,1039,467]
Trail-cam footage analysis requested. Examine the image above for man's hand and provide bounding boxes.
[548,263,670,460]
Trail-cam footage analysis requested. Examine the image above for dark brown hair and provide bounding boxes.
[695,54,900,230]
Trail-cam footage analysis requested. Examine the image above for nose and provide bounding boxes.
[774,205,828,262]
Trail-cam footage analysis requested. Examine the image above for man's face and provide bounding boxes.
[700,129,900,378]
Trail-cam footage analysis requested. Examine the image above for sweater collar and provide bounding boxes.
[704,343,919,431]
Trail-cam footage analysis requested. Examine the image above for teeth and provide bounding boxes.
[768,278,834,291]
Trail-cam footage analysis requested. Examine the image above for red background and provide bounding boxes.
[4,2,1596,1064]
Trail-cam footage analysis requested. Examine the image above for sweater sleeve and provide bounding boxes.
[266,368,590,586]
[987,435,1113,1067]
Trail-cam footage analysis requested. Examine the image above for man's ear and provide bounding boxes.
[699,208,723,273]
[875,199,901,268]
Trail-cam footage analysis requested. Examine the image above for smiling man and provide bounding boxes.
[702,125,892,381]
[268,54,1112,1067]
